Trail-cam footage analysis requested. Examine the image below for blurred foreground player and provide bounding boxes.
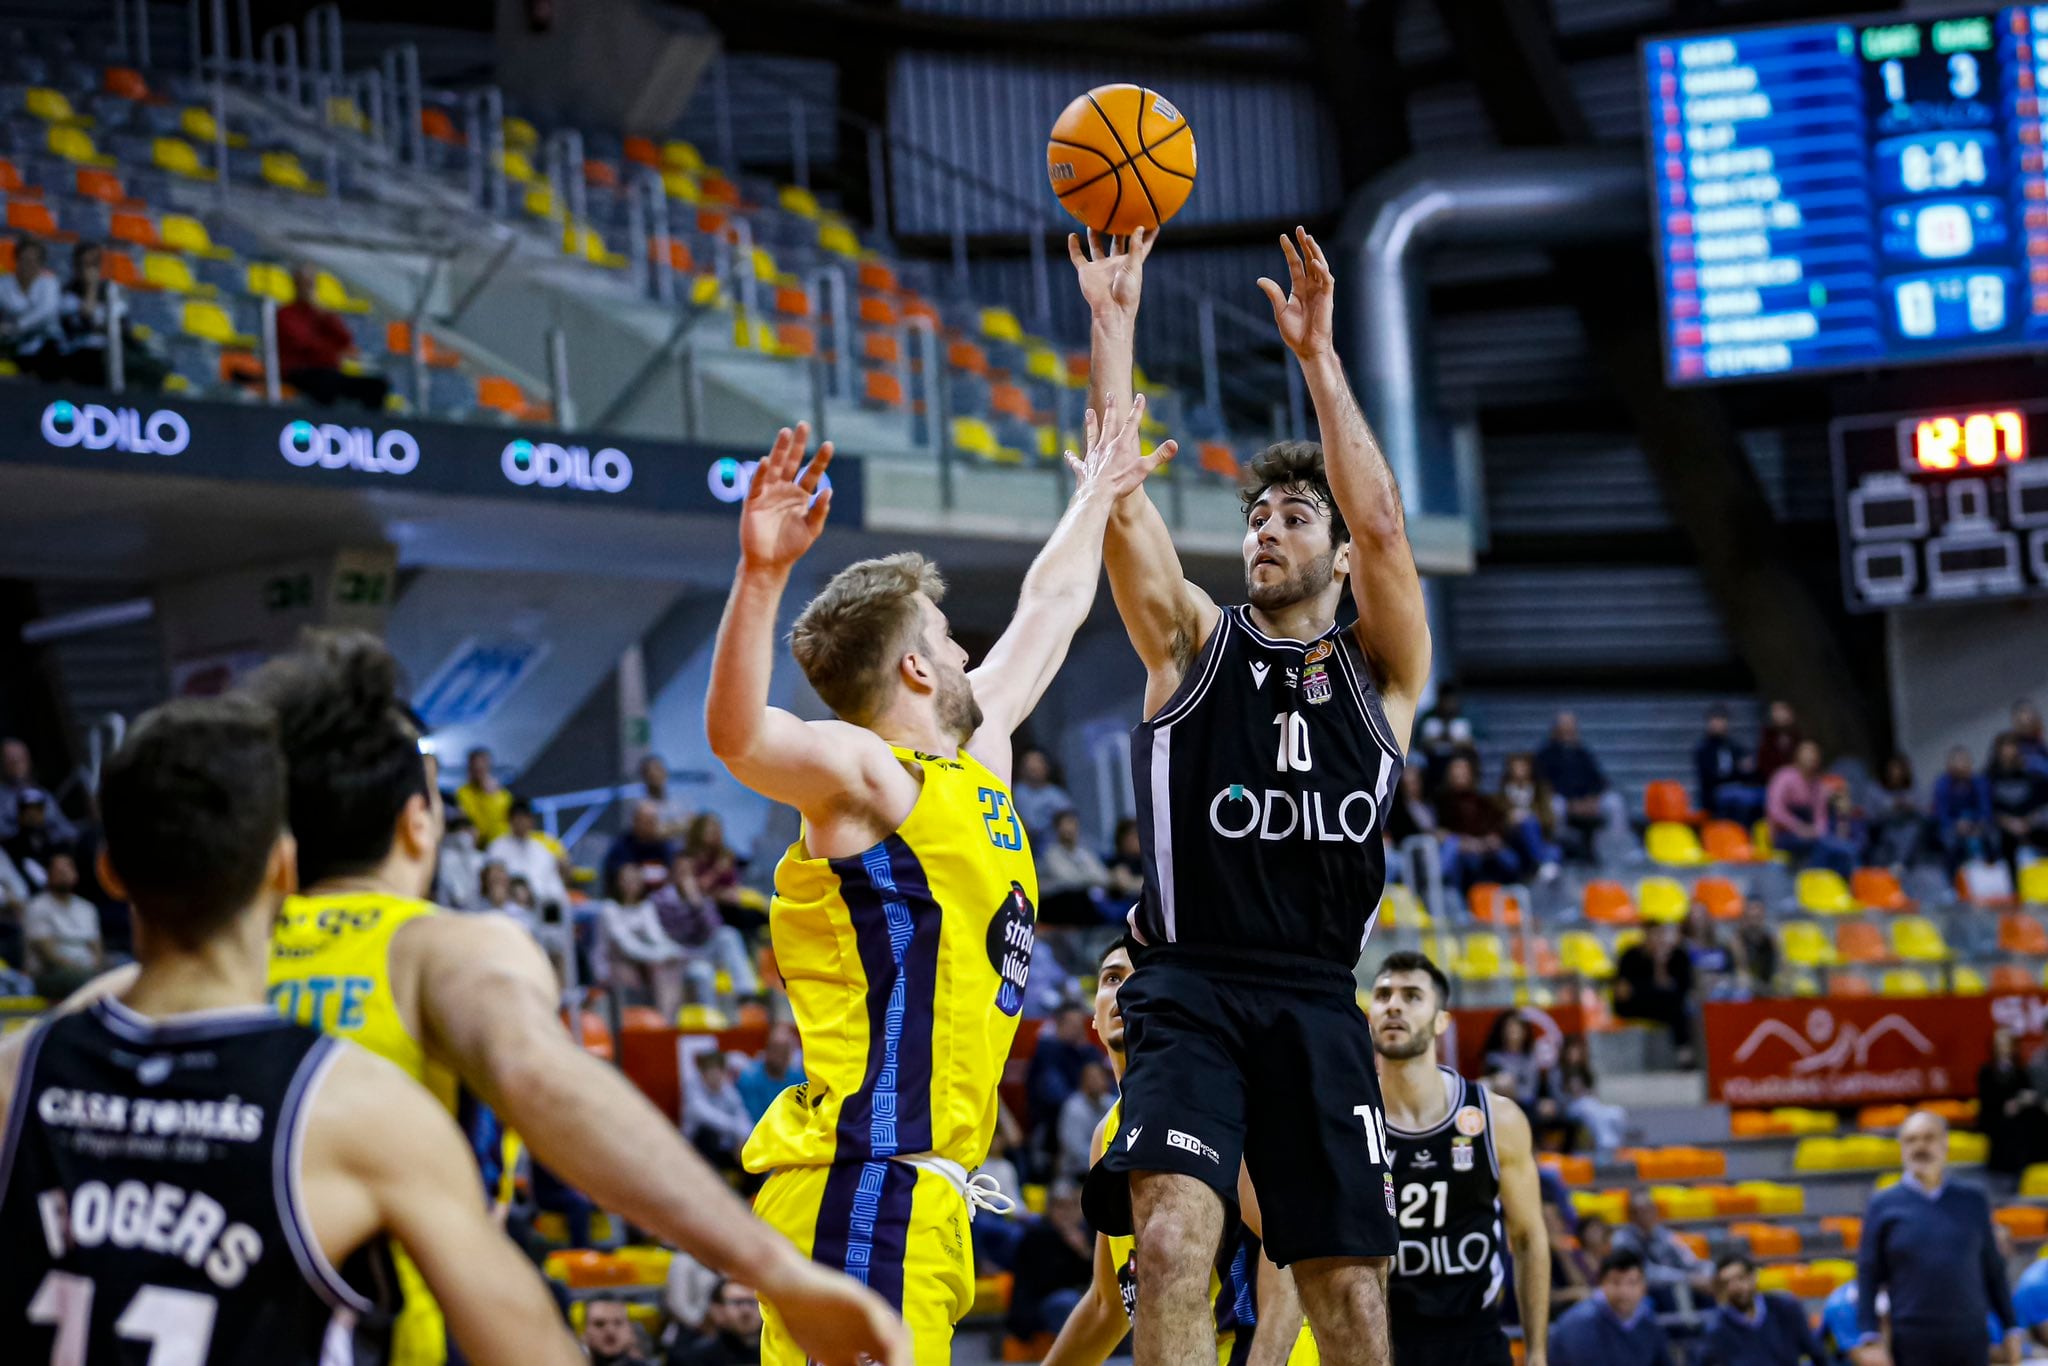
[1368,953,1548,1366]
[1074,227,1429,1366]
[705,404,1169,1365]
[0,698,580,1364]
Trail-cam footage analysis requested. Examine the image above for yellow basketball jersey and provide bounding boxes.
[270,890,458,1366]
[744,746,1038,1173]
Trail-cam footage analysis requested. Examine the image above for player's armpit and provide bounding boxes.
[711,709,900,824]
[1104,489,1220,716]
[308,1046,583,1365]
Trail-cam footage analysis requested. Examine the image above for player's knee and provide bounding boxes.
[1132,1201,1219,1297]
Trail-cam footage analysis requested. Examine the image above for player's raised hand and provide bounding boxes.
[757,1253,914,1366]
[738,422,833,573]
[1067,391,1175,502]
[1257,226,1337,361]
[1067,226,1156,330]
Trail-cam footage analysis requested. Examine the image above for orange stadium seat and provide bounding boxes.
[109,210,160,250]
[1694,876,1744,921]
[1993,964,2037,993]
[774,322,817,358]
[1733,1222,1801,1257]
[947,338,989,375]
[1996,1206,2048,1239]
[420,107,462,145]
[623,136,660,167]
[1836,922,1890,964]
[1703,820,1755,862]
[857,294,898,327]
[1198,442,1241,479]
[1828,972,1873,997]
[103,66,150,100]
[858,260,898,292]
[476,375,530,416]
[0,158,30,196]
[990,383,1034,422]
[7,199,64,239]
[1584,881,1637,924]
[2000,914,2048,955]
[1853,868,1910,911]
[102,249,144,289]
[862,369,905,409]
[647,237,694,274]
[861,331,901,366]
[1821,1216,1862,1250]
[1645,780,1698,824]
[773,285,811,317]
[73,167,129,206]
[1469,883,1524,926]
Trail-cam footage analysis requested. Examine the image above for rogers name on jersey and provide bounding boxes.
[1207,783,1381,843]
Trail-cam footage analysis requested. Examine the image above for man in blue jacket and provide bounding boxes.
[1550,1250,1672,1366]
[1698,1253,1830,1365]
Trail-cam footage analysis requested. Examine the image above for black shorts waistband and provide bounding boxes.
[1126,940,1357,990]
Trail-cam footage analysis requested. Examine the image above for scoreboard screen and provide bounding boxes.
[1831,398,2048,610]
[1645,9,2048,384]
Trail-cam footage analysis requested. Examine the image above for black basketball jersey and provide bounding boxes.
[0,999,395,1364]
[1386,1068,1507,1330]
[1129,605,1405,968]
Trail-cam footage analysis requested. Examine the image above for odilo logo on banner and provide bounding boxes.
[279,420,419,475]
[41,400,189,456]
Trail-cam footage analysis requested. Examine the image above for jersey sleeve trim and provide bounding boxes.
[1149,609,1233,728]
[1475,1082,1501,1182]
[1329,633,1403,761]
[0,1018,52,1211]
[275,1034,379,1315]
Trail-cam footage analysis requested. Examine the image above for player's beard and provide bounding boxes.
[936,663,983,743]
[1373,1019,1437,1061]
[1246,545,1336,612]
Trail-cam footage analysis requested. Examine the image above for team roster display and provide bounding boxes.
[1646,9,2048,384]
[1831,398,2048,609]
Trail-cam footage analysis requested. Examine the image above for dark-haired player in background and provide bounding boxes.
[1367,953,1548,1366]
[1073,224,1431,1366]
[0,697,580,1364]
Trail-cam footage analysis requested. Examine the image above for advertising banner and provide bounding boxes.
[1703,995,2004,1105]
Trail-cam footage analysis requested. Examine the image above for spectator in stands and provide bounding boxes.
[0,238,65,379]
[1856,1108,2020,1365]
[433,808,485,911]
[682,812,746,925]
[485,797,569,916]
[1614,922,1696,1066]
[1004,1182,1095,1343]
[1683,900,1737,998]
[1766,740,1858,877]
[1106,817,1145,902]
[582,1294,654,1366]
[24,849,101,998]
[1934,745,1997,870]
[1055,1060,1114,1181]
[1435,754,1521,888]
[1695,704,1763,822]
[1551,1033,1630,1157]
[735,1022,804,1124]
[456,746,512,847]
[651,853,758,1007]
[1417,681,1482,794]
[1386,765,1439,847]
[1987,736,2048,868]
[1553,1212,1608,1310]
[1026,1004,1096,1166]
[639,754,692,839]
[607,800,679,896]
[1698,1252,1830,1366]
[1733,897,1781,996]
[1864,754,1931,871]
[1482,1011,1549,1114]
[277,262,389,410]
[0,738,75,843]
[1613,1187,1714,1304]
[1011,747,1073,838]
[1499,752,1563,880]
[1979,1028,2042,1185]
[474,860,528,923]
[56,241,163,390]
[1549,1250,1673,1366]
[601,862,686,1020]
[1993,698,2048,774]
[3,788,73,891]
[1037,809,1114,927]
[1535,712,1630,861]
[682,1048,756,1182]
[668,1277,762,1366]
[1756,699,1802,780]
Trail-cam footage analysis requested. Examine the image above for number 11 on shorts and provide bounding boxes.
[1354,1103,1389,1166]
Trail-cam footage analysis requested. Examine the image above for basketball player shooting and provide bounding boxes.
[1071,225,1431,1366]
[704,401,1170,1365]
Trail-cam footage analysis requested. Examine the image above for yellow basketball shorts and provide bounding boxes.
[754,1160,973,1366]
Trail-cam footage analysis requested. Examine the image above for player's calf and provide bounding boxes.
[1294,1256,1393,1366]
[1130,1171,1227,1366]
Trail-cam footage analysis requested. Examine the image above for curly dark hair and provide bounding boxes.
[1239,441,1350,545]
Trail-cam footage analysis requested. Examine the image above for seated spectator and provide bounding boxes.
[1535,712,1630,860]
[3,788,73,891]
[1987,735,2048,868]
[1864,754,1931,870]
[1979,1028,2044,1182]
[582,1293,655,1366]
[683,1048,756,1182]
[455,746,512,847]
[434,809,486,911]
[1695,704,1763,822]
[735,1022,804,1123]
[485,797,569,916]
[1482,1010,1548,1113]
[1612,1187,1714,1303]
[277,263,390,409]
[1037,809,1113,927]
[1684,901,1736,997]
[660,1248,719,1351]
[1698,1252,1829,1365]
[683,812,751,931]
[1498,752,1562,879]
[1055,1060,1114,1181]
[1765,740,1858,877]
[1548,1250,1672,1366]
[1551,1034,1630,1157]
[1615,922,1696,1065]
[1011,747,1074,839]
[1417,681,1482,795]
[475,861,524,921]
[1434,755,1521,888]
[607,799,680,896]
[0,238,64,379]
[601,863,686,1020]
[1934,745,1997,870]
[1996,699,2048,777]
[0,738,76,843]
[639,754,692,839]
[651,854,759,1007]
[667,1277,762,1366]
[1553,1212,1610,1309]
[1026,1005,1096,1166]
[1733,897,1781,996]
[58,241,164,390]
[1756,699,1802,780]
[1004,1182,1095,1343]
[1106,817,1145,902]
[1386,766,1439,848]
[24,850,101,999]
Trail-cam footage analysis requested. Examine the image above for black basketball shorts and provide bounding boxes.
[1081,945,1398,1267]
[1392,1319,1515,1366]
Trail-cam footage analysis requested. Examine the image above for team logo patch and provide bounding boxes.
[1384,1170,1396,1215]
[1452,1137,1476,1171]
[1301,664,1333,705]
[1304,640,1334,665]
[136,1056,173,1086]
[1454,1105,1487,1137]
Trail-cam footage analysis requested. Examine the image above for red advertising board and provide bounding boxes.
[1702,995,2006,1106]
[1447,1003,1589,1077]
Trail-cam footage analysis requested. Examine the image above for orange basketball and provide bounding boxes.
[1046,83,1196,236]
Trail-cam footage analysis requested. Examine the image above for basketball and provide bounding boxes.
[1046,83,1197,236]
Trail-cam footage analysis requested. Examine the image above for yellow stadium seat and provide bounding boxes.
[180,300,253,347]
[2021,1164,2048,1198]
[260,151,316,193]
[502,115,539,149]
[1456,933,1516,981]
[818,221,861,257]
[1773,1107,1838,1135]
[497,148,538,184]
[244,262,293,303]
[523,182,558,219]
[142,252,204,295]
[951,417,1000,458]
[1786,968,1821,996]
[1843,1135,1899,1168]
[1793,1137,1843,1172]
[312,271,370,314]
[1881,969,1931,997]
[180,106,231,145]
[659,169,701,205]
[1559,931,1615,978]
[1950,1130,1989,1164]
[980,307,1026,343]
[1890,916,1949,963]
[1736,1181,1805,1216]
[749,246,779,281]
[1798,869,1857,915]
[1646,821,1707,867]
[25,87,77,123]
[777,185,821,219]
[1780,922,1837,968]
[1651,1186,1716,1220]
[152,137,213,180]
[1637,876,1690,924]
[1953,965,1987,995]
[1571,1190,1629,1224]
[2022,864,2048,907]
[46,124,110,166]
[161,214,232,261]
[662,139,704,171]
[1756,1266,1793,1294]
[1377,885,1430,930]
[324,95,368,132]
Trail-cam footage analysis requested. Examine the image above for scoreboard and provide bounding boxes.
[1831,399,2048,609]
[1645,9,2048,384]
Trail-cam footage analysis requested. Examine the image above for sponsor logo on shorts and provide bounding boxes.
[1454,1105,1487,1138]
[1166,1129,1221,1165]
[1126,1126,1143,1149]
[1452,1137,1476,1172]
[1384,1170,1396,1216]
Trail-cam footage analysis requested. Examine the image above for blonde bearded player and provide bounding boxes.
[77,632,910,1366]
[704,399,1170,1364]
